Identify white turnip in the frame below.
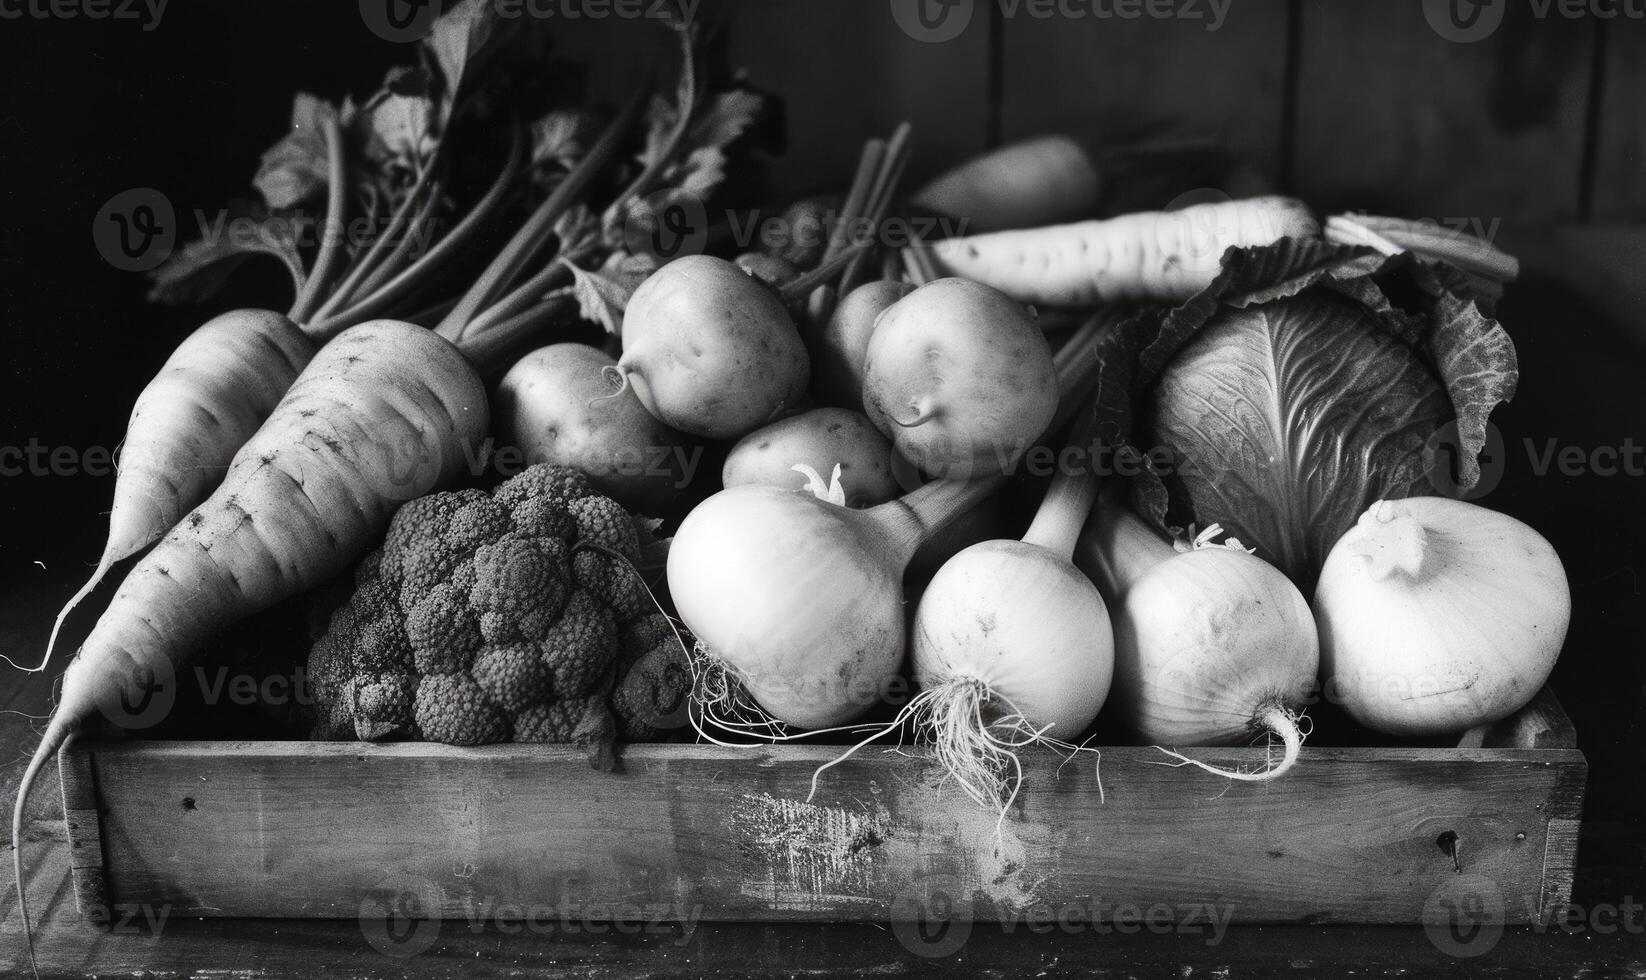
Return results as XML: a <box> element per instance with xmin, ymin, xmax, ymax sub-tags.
<box><xmin>1314</xmin><ymin>497</ymin><xmax>1569</xmax><ymax>736</ymax></box>
<box><xmin>1079</xmin><ymin>494</ymin><xmax>1317</xmax><ymax>779</ymax></box>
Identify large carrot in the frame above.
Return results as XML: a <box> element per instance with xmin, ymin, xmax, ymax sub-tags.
<box><xmin>920</xmin><ymin>195</ymin><xmax>1318</xmax><ymax>306</ymax></box>
<box><xmin>20</xmin><ymin>310</ymin><xmax>316</xmax><ymax>673</ymax></box>
<box><xmin>12</xmin><ymin>319</ymin><xmax>488</xmax><ymax>974</ymax></box>
<box><xmin>30</xmin><ymin>92</ymin><xmax>609</xmax><ymax>676</ymax></box>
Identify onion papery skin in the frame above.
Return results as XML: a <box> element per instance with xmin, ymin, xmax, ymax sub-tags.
<box><xmin>1314</xmin><ymin>496</ymin><xmax>1570</xmax><ymax>736</ymax></box>
<box><xmin>911</xmin><ymin>540</ymin><xmax>1114</xmax><ymax>738</ymax></box>
<box><xmin>1115</xmin><ymin>547</ymin><xmax>1319</xmax><ymax>744</ymax></box>
<box><xmin>667</xmin><ymin>485</ymin><xmax>906</xmax><ymax>729</ymax></box>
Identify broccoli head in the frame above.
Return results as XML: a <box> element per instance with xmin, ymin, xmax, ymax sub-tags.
<box><xmin>307</xmin><ymin>464</ymin><xmax>681</xmax><ymax>768</ymax></box>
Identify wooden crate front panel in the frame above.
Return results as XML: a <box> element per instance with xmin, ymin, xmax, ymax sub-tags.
<box><xmin>72</xmin><ymin>740</ymin><xmax>1583</xmax><ymax>925</ymax></box>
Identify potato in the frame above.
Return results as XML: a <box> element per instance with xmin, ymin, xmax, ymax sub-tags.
<box><xmin>618</xmin><ymin>255</ymin><xmax>810</xmax><ymax>440</ymax></box>
<box><xmin>815</xmin><ymin>279</ymin><xmax>915</xmax><ymax>412</ymax></box>
<box><xmin>862</xmin><ymin>278</ymin><xmax>1056</xmax><ymax>479</ymax></box>
<box><xmin>722</xmin><ymin>408</ymin><xmax>900</xmax><ymax>508</ymax></box>
<box><xmin>498</xmin><ymin>343</ymin><xmax>693</xmax><ymax>511</ymax></box>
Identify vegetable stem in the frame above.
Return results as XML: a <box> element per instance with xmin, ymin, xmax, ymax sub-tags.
<box><xmin>288</xmin><ymin>116</ymin><xmax>349</xmax><ymax>324</ymax></box>
<box><xmin>463</xmin><ymin>256</ymin><xmax>575</xmax><ymax>340</ymax></box>
<box><xmin>1081</xmin><ymin>490</ymin><xmax>1178</xmax><ymax>602</ymax></box>
<box><xmin>454</xmin><ymin>292</ymin><xmax>579</xmax><ymax>380</ymax></box>
<box><xmin>348</xmin><ymin>180</ymin><xmax>448</xmax><ymax>296</ymax></box>
<box><xmin>808</xmin><ymin>138</ymin><xmax>886</xmax><ymax>321</ymax></box>
<box><xmin>312</xmin><ymin>131</ymin><xmax>526</xmax><ymax>339</ymax></box>
<box><xmin>872</xmin><ymin>476</ymin><xmax>1007</xmax><ymax>567</ymax></box>
<box><xmin>1020</xmin><ymin>414</ymin><xmax>1102</xmax><ymax>560</ymax></box>
<box><xmin>439</xmin><ymin>93</ymin><xmax>644</xmax><ymax>342</ymax></box>
<box><xmin>841</xmin><ymin>122</ymin><xmax>912</xmax><ymax>293</ymax></box>
<box><xmin>775</xmin><ymin>242</ymin><xmax>873</xmax><ymax>305</ymax></box>
<box><xmin>311</xmin><ymin>160</ymin><xmax>441</xmax><ymax>322</ymax></box>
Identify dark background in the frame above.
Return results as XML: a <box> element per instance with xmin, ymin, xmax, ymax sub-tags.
<box><xmin>0</xmin><ymin>0</ymin><xmax>1642</xmax><ymax>918</ymax></box>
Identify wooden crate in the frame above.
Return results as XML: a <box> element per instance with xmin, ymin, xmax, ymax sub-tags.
<box><xmin>58</xmin><ymin>689</ymin><xmax>1584</xmax><ymax>927</ymax></box>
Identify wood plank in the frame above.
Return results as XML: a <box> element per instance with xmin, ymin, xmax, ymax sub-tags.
<box><xmin>72</xmin><ymin>738</ymin><xmax>1582</xmax><ymax>925</ymax></box>
<box><xmin>6</xmin><ymin>828</ymin><xmax>1636</xmax><ymax>980</ymax></box>
<box><xmin>998</xmin><ymin>0</ymin><xmax>1292</xmax><ymax>195</ymax></box>
<box><xmin>56</xmin><ymin>736</ymin><xmax>109</xmax><ymax>928</ymax></box>
<box><xmin>1589</xmin><ymin>19</ymin><xmax>1646</xmax><ymax>219</ymax></box>
<box><xmin>721</xmin><ymin>0</ymin><xmax>993</xmax><ymax>199</ymax></box>
<box><xmin>1292</xmin><ymin>0</ymin><xmax>1594</xmax><ymax>224</ymax></box>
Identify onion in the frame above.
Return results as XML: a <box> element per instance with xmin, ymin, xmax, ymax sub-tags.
<box><xmin>1079</xmin><ymin>493</ymin><xmax>1318</xmax><ymax>780</ymax></box>
<box><xmin>846</xmin><ymin>404</ymin><xmax>1114</xmax><ymax>814</ymax></box>
<box><xmin>1314</xmin><ymin>496</ymin><xmax>1570</xmax><ymax>736</ymax></box>
<box><xmin>669</xmin><ymin>475</ymin><xmax>996</xmax><ymax>730</ymax></box>
<box><xmin>672</xmin><ymin>315</ymin><xmax>1110</xmax><ymax>736</ymax></box>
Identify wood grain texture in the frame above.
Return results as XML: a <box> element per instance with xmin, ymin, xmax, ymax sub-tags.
<box><xmin>721</xmin><ymin>0</ymin><xmax>992</xmax><ymax>199</ymax></box>
<box><xmin>541</xmin><ymin>0</ymin><xmax>992</xmax><ymax>203</ymax></box>
<box><xmin>66</xmin><ymin>731</ymin><xmax>1584</xmax><ymax>926</ymax></box>
<box><xmin>999</xmin><ymin>0</ymin><xmax>1291</xmax><ymax>190</ymax></box>
<box><xmin>1589</xmin><ymin>19</ymin><xmax>1646</xmax><ymax>219</ymax></box>
<box><xmin>5</xmin><ymin>833</ymin><xmax>1634</xmax><ymax>980</ymax></box>
<box><xmin>1292</xmin><ymin>0</ymin><xmax>1595</xmax><ymax>225</ymax></box>
<box><xmin>56</xmin><ymin>736</ymin><xmax>109</xmax><ymax>927</ymax></box>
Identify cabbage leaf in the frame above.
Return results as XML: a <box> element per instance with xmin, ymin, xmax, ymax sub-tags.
<box><xmin>1092</xmin><ymin>236</ymin><xmax>1519</xmax><ymax>587</ymax></box>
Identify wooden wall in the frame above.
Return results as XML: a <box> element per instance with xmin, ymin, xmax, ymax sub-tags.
<box><xmin>563</xmin><ymin>0</ymin><xmax>1644</xmax><ymax>229</ymax></box>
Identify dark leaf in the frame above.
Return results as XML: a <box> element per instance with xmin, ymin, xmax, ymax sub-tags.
<box><xmin>253</xmin><ymin>93</ymin><xmax>340</xmax><ymax>211</ymax></box>
<box><xmin>147</xmin><ymin>211</ymin><xmax>305</xmax><ymax>306</ymax></box>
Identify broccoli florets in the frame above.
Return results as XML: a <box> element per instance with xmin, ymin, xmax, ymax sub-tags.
<box><xmin>307</xmin><ymin>464</ymin><xmax>678</xmax><ymax>768</ymax></box>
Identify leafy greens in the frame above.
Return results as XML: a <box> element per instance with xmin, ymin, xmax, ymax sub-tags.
<box><xmin>1092</xmin><ymin>235</ymin><xmax>1520</xmax><ymax>587</ymax></box>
